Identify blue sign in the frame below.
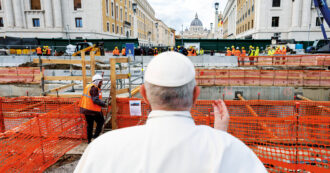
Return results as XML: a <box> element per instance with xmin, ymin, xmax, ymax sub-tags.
<box><xmin>126</xmin><ymin>43</ymin><xmax>135</xmax><ymax>60</ymax></box>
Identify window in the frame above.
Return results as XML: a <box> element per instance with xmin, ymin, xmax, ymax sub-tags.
<box><xmin>125</xmin><ymin>12</ymin><xmax>127</xmax><ymax>21</ymax></box>
<box><xmin>30</xmin><ymin>0</ymin><xmax>41</xmax><ymax>10</ymax></box>
<box><xmin>32</xmin><ymin>18</ymin><xmax>40</xmax><ymax>27</ymax></box>
<box><xmin>251</xmin><ymin>20</ymin><xmax>254</xmax><ymax>28</ymax></box>
<box><xmin>116</xmin><ymin>6</ymin><xmax>118</xmax><ymax>19</ymax></box>
<box><xmin>74</xmin><ymin>0</ymin><xmax>82</xmax><ymax>10</ymax></box>
<box><xmin>248</xmin><ymin>22</ymin><xmax>250</xmax><ymax>30</ymax></box>
<box><xmin>112</xmin><ymin>24</ymin><xmax>115</xmax><ymax>32</ymax></box>
<box><xmin>272</xmin><ymin>17</ymin><xmax>279</xmax><ymax>27</ymax></box>
<box><xmin>121</xmin><ymin>27</ymin><xmax>123</xmax><ymax>34</ymax></box>
<box><xmin>272</xmin><ymin>0</ymin><xmax>280</xmax><ymax>7</ymax></box>
<box><xmin>116</xmin><ymin>25</ymin><xmax>118</xmax><ymax>33</ymax></box>
<box><xmin>120</xmin><ymin>8</ymin><xmax>122</xmax><ymax>21</ymax></box>
<box><xmin>107</xmin><ymin>22</ymin><xmax>110</xmax><ymax>32</ymax></box>
<box><xmin>106</xmin><ymin>0</ymin><xmax>109</xmax><ymax>15</ymax></box>
<box><xmin>75</xmin><ymin>18</ymin><xmax>83</xmax><ymax>28</ymax></box>
<box><xmin>316</xmin><ymin>17</ymin><xmax>324</xmax><ymax>26</ymax></box>
<box><xmin>0</xmin><ymin>18</ymin><xmax>3</xmax><ymax>27</ymax></box>
<box><xmin>111</xmin><ymin>2</ymin><xmax>114</xmax><ymax>17</ymax></box>
<box><xmin>0</xmin><ymin>1</ymin><xmax>2</xmax><ymax>10</ymax></box>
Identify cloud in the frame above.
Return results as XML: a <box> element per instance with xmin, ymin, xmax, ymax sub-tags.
<box><xmin>148</xmin><ymin>0</ymin><xmax>228</xmax><ymax>34</ymax></box>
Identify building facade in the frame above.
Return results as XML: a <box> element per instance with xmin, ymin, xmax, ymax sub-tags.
<box><xmin>181</xmin><ymin>13</ymin><xmax>213</xmax><ymax>39</ymax></box>
<box><xmin>223</xmin><ymin>0</ymin><xmax>237</xmax><ymax>39</ymax></box>
<box><xmin>0</xmin><ymin>0</ymin><xmax>175</xmax><ymax>46</ymax></box>
<box><xmin>223</xmin><ymin>0</ymin><xmax>330</xmax><ymax>41</ymax></box>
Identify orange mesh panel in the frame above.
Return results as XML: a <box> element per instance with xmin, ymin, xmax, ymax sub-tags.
<box><xmin>0</xmin><ymin>97</ymin><xmax>85</xmax><ymax>172</ymax></box>
<box><xmin>115</xmin><ymin>98</ymin><xmax>330</xmax><ymax>173</ymax></box>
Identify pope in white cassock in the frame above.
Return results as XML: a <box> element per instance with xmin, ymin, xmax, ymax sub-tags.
<box><xmin>74</xmin><ymin>52</ymin><xmax>267</xmax><ymax>173</ymax></box>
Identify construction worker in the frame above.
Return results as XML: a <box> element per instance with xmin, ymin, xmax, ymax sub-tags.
<box><xmin>234</xmin><ymin>47</ymin><xmax>241</xmax><ymax>57</ymax></box>
<box><xmin>113</xmin><ymin>47</ymin><xmax>120</xmax><ymax>56</ymax></box>
<box><xmin>240</xmin><ymin>47</ymin><xmax>246</xmax><ymax>66</ymax></box>
<box><xmin>121</xmin><ymin>47</ymin><xmax>126</xmax><ymax>56</ymax></box>
<box><xmin>192</xmin><ymin>47</ymin><xmax>197</xmax><ymax>56</ymax></box>
<box><xmin>267</xmin><ymin>47</ymin><xmax>273</xmax><ymax>56</ymax></box>
<box><xmin>231</xmin><ymin>46</ymin><xmax>235</xmax><ymax>55</ymax></box>
<box><xmin>200</xmin><ymin>48</ymin><xmax>204</xmax><ymax>55</ymax></box>
<box><xmin>249</xmin><ymin>47</ymin><xmax>255</xmax><ymax>65</ymax></box>
<box><xmin>281</xmin><ymin>46</ymin><xmax>287</xmax><ymax>65</ymax></box>
<box><xmin>47</xmin><ymin>47</ymin><xmax>51</xmax><ymax>56</ymax></box>
<box><xmin>74</xmin><ymin>52</ymin><xmax>267</xmax><ymax>172</ymax></box>
<box><xmin>154</xmin><ymin>48</ymin><xmax>159</xmax><ymax>56</ymax></box>
<box><xmin>36</xmin><ymin>46</ymin><xmax>42</xmax><ymax>56</ymax></box>
<box><xmin>255</xmin><ymin>47</ymin><xmax>260</xmax><ymax>57</ymax></box>
<box><xmin>187</xmin><ymin>47</ymin><xmax>193</xmax><ymax>56</ymax></box>
<box><xmin>79</xmin><ymin>74</ymin><xmax>106</xmax><ymax>144</ymax></box>
<box><xmin>226</xmin><ymin>48</ymin><xmax>232</xmax><ymax>56</ymax></box>
<box><xmin>274</xmin><ymin>47</ymin><xmax>281</xmax><ymax>65</ymax></box>
<box><xmin>42</xmin><ymin>46</ymin><xmax>47</xmax><ymax>55</ymax></box>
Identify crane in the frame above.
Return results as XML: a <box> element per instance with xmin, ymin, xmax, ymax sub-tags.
<box><xmin>306</xmin><ymin>0</ymin><xmax>330</xmax><ymax>53</ymax></box>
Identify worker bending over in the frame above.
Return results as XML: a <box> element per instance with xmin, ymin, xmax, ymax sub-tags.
<box><xmin>113</xmin><ymin>47</ymin><xmax>120</xmax><ymax>56</ymax></box>
<box><xmin>74</xmin><ymin>52</ymin><xmax>267</xmax><ymax>173</ymax></box>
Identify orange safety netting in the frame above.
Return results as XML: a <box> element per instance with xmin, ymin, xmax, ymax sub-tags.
<box><xmin>238</xmin><ymin>54</ymin><xmax>330</xmax><ymax>67</ymax></box>
<box><xmin>0</xmin><ymin>67</ymin><xmax>41</xmax><ymax>84</ymax></box>
<box><xmin>116</xmin><ymin>98</ymin><xmax>330</xmax><ymax>173</ymax></box>
<box><xmin>196</xmin><ymin>69</ymin><xmax>330</xmax><ymax>87</ymax></box>
<box><xmin>0</xmin><ymin>97</ymin><xmax>329</xmax><ymax>172</ymax></box>
<box><xmin>0</xmin><ymin>97</ymin><xmax>85</xmax><ymax>172</ymax></box>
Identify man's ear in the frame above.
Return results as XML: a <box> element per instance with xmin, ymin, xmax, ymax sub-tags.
<box><xmin>140</xmin><ymin>85</ymin><xmax>150</xmax><ymax>105</ymax></box>
<box><xmin>193</xmin><ymin>86</ymin><xmax>200</xmax><ymax>105</ymax></box>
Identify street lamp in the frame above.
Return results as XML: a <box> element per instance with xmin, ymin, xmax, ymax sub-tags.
<box><xmin>132</xmin><ymin>3</ymin><xmax>137</xmax><ymax>14</ymax></box>
<box><xmin>215</xmin><ymin>2</ymin><xmax>219</xmax><ymax>13</ymax></box>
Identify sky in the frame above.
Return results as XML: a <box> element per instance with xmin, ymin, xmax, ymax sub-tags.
<box><xmin>148</xmin><ymin>0</ymin><xmax>228</xmax><ymax>34</ymax></box>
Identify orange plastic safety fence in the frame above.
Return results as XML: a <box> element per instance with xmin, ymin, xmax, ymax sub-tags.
<box><xmin>238</xmin><ymin>54</ymin><xmax>330</xmax><ymax>67</ymax></box>
<box><xmin>196</xmin><ymin>69</ymin><xmax>330</xmax><ymax>87</ymax></box>
<box><xmin>115</xmin><ymin>98</ymin><xmax>330</xmax><ymax>173</ymax></box>
<box><xmin>0</xmin><ymin>97</ymin><xmax>85</xmax><ymax>173</ymax></box>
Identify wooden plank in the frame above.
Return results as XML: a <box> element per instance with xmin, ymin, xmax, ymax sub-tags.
<box><xmin>44</xmin><ymin>76</ymin><xmax>92</xmax><ymax>81</ymax></box>
<box><xmin>33</xmin><ymin>59</ymin><xmax>94</xmax><ymax>65</ymax></box>
<box><xmin>114</xmin><ymin>58</ymin><xmax>130</xmax><ymax>63</ymax></box>
<box><xmin>15</xmin><ymin>102</ymin><xmax>43</xmax><ymax>113</ymax></box>
<box><xmin>110</xmin><ymin>58</ymin><xmax>117</xmax><ymax>130</ymax></box>
<box><xmin>90</xmin><ymin>51</ymin><xmax>96</xmax><ymax>77</ymax></box>
<box><xmin>44</xmin><ymin>83</ymin><xmax>76</xmax><ymax>95</ymax></box>
<box><xmin>116</xmin><ymin>88</ymin><xmax>129</xmax><ymax>95</ymax></box>
<box><xmin>81</xmin><ymin>51</ymin><xmax>87</xmax><ymax>89</ymax></box>
<box><xmin>131</xmin><ymin>86</ymin><xmax>141</xmax><ymax>96</ymax></box>
<box><xmin>116</xmin><ymin>74</ymin><xmax>130</xmax><ymax>79</ymax></box>
<box><xmin>47</xmin><ymin>94</ymin><xmax>82</xmax><ymax>98</ymax></box>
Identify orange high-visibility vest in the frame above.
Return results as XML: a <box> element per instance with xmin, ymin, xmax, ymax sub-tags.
<box><xmin>121</xmin><ymin>48</ymin><xmax>126</xmax><ymax>56</ymax></box>
<box><xmin>187</xmin><ymin>50</ymin><xmax>193</xmax><ymax>56</ymax></box>
<box><xmin>47</xmin><ymin>48</ymin><xmax>51</xmax><ymax>55</ymax></box>
<box><xmin>226</xmin><ymin>50</ymin><xmax>232</xmax><ymax>56</ymax></box>
<box><xmin>113</xmin><ymin>49</ymin><xmax>119</xmax><ymax>55</ymax></box>
<box><xmin>79</xmin><ymin>83</ymin><xmax>102</xmax><ymax>112</ymax></box>
<box><xmin>36</xmin><ymin>47</ymin><xmax>42</xmax><ymax>55</ymax></box>
<box><xmin>234</xmin><ymin>50</ymin><xmax>241</xmax><ymax>57</ymax></box>
<box><xmin>241</xmin><ymin>50</ymin><xmax>246</xmax><ymax>57</ymax></box>
<box><xmin>192</xmin><ymin>49</ymin><xmax>197</xmax><ymax>56</ymax></box>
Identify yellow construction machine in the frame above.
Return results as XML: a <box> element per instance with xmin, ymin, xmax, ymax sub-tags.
<box><xmin>72</xmin><ymin>42</ymin><xmax>105</xmax><ymax>56</ymax></box>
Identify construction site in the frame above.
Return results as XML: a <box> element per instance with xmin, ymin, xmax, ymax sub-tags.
<box><xmin>0</xmin><ymin>49</ymin><xmax>329</xmax><ymax>172</ymax></box>
<box><xmin>0</xmin><ymin>0</ymin><xmax>330</xmax><ymax>172</ymax></box>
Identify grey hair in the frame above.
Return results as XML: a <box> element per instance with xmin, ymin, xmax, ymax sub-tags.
<box><xmin>145</xmin><ymin>80</ymin><xmax>196</xmax><ymax>109</ymax></box>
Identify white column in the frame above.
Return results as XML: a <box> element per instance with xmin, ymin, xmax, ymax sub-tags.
<box><xmin>301</xmin><ymin>0</ymin><xmax>311</xmax><ymax>28</ymax></box>
<box><xmin>13</xmin><ymin>0</ymin><xmax>24</xmax><ymax>28</ymax></box>
<box><xmin>44</xmin><ymin>0</ymin><xmax>53</xmax><ymax>28</ymax></box>
<box><xmin>53</xmin><ymin>0</ymin><xmax>63</xmax><ymax>28</ymax></box>
<box><xmin>292</xmin><ymin>0</ymin><xmax>302</xmax><ymax>28</ymax></box>
<box><xmin>4</xmin><ymin>0</ymin><xmax>14</xmax><ymax>27</ymax></box>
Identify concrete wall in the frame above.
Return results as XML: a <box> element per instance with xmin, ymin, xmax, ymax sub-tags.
<box><xmin>0</xmin><ymin>84</ymin><xmax>41</xmax><ymax>97</ymax></box>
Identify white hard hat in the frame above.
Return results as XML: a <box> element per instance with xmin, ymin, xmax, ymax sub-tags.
<box><xmin>92</xmin><ymin>74</ymin><xmax>103</xmax><ymax>82</ymax></box>
<box><xmin>145</xmin><ymin>52</ymin><xmax>195</xmax><ymax>87</ymax></box>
